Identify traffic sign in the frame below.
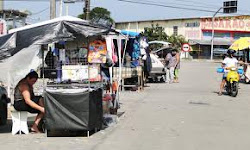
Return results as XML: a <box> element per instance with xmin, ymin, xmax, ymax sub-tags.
<box><xmin>182</xmin><ymin>43</ymin><xmax>190</xmax><ymax>52</ymax></box>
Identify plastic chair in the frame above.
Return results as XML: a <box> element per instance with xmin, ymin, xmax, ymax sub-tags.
<box><xmin>11</xmin><ymin>108</ymin><xmax>29</xmax><ymax>135</ymax></box>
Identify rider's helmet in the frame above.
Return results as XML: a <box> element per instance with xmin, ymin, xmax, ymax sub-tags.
<box><xmin>227</xmin><ymin>49</ymin><xmax>236</xmax><ymax>56</ymax></box>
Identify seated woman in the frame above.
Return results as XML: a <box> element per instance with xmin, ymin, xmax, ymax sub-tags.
<box><xmin>13</xmin><ymin>71</ymin><xmax>44</xmax><ymax>133</ymax></box>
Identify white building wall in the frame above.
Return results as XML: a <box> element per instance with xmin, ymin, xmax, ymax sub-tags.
<box><xmin>115</xmin><ymin>18</ymin><xmax>202</xmax><ymax>41</ymax></box>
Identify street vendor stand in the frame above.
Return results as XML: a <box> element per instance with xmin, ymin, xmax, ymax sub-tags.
<box><xmin>111</xmin><ymin>30</ymin><xmax>149</xmax><ymax>91</ymax></box>
<box><xmin>41</xmin><ymin>38</ymin><xmax>105</xmax><ymax>136</ymax></box>
<box><xmin>0</xmin><ymin>16</ymin><xmax>125</xmax><ymax>136</ymax></box>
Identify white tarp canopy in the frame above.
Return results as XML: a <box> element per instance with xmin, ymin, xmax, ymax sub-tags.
<box><xmin>0</xmin><ymin>16</ymin><xmax>117</xmax><ymax>94</ymax></box>
<box><xmin>0</xmin><ymin>45</ymin><xmax>41</xmax><ymax>95</ymax></box>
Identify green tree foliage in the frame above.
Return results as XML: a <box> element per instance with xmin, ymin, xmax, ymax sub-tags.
<box><xmin>23</xmin><ymin>10</ymin><xmax>32</xmax><ymax>16</ymax></box>
<box><xmin>168</xmin><ymin>34</ymin><xmax>187</xmax><ymax>51</ymax></box>
<box><xmin>141</xmin><ymin>24</ymin><xmax>187</xmax><ymax>51</ymax></box>
<box><xmin>78</xmin><ymin>7</ymin><xmax>114</xmax><ymax>27</ymax></box>
<box><xmin>78</xmin><ymin>14</ymin><xmax>85</xmax><ymax>20</ymax></box>
<box><xmin>141</xmin><ymin>24</ymin><xmax>168</xmax><ymax>42</ymax></box>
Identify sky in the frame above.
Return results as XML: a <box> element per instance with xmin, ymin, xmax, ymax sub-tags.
<box><xmin>2</xmin><ymin>0</ymin><xmax>250</xmax><ymax>23</ymax></box>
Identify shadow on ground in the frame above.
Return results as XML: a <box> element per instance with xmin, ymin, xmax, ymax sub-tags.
<box><xmin>0</xmin><ymin>112</ymin><xmax>126</xmax><ymax>137</ymax></box>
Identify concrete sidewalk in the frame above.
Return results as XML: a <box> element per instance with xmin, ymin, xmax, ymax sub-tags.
<box><xmin>0</xmin><ymin>89</ymin><xmax>147</xmax><ymax>150</ymax></box>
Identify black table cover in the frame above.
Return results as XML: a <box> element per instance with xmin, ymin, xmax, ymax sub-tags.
<box><xmin>44</xmin><ymin>88</ymin><xmax>103</xmax><ymax>134</ymax></box>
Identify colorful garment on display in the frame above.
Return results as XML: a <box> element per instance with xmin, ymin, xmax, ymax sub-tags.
<box><xmin>132</xmin><ymin>39</ymin><xmax>140</xmax><ymax>60</ymax></box>
<box><xmin>131</xmin><ymin>59</ymin><xmax>140</xmax><ymax>68</ymax></box>
<box><xmin>126</xmin><ymin>39</ymin><xmax>134</xmax><ymax>57</ymax></box>
<box><xmin>88</xmin><ymin>40</ymin><xmax>107</xmax><ymax>63</ymax></box>
<box><xmin>106</xmin><ymin>37</ymin><xmax>118</xmax><ymax>64</ymax></box>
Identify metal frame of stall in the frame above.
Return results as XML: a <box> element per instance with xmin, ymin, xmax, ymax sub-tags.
<box><xmin>40</xmin><ymin>34</ymin><xmax>127</xmax><ymax>136</ymax></box>
<box><xmin>118</xmin><ymin>31</ymin><xmax>144</xmax><ymax>92</ymax></box>
<box><xmin>40</xmin><ymin>39</ymin><xmax>105</xmax><ymax>137</ymax></box>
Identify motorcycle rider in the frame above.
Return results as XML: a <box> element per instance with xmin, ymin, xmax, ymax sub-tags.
<box><xmin>218</xmin><ymin>49</ymin><xmax>238</xmax><ymax>96</ymax></box>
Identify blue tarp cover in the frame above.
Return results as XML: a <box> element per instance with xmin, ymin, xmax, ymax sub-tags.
<box><xmin>121</xmin><ymin>30</ymin><xmax>140</xmax><ymax>37</ymax></box>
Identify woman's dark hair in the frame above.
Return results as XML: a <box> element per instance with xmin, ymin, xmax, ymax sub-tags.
<box><xmin>25</xmin><ymin>71</ymin><xmax>39</xmax><ymax>79</ymax></box>
<box><xmin>171</xmin><ymin>49</ymin><xmax>178</xmax><ymax>52</ymax></box>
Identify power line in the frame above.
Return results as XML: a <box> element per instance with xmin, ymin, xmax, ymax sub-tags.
<box><xmin>172</xmin><ymin>0</ymin><xmax>250</xmax><ymax>14</ymax></box>
<box><xmin>171</xmin><ymin>0</ymin><xmax>222</xmax><ymax>8</ymax></box>
<box><xmin>32</xmin><ymin>7</ymin><xmax>49</xmax><ymax>15</ymax></box>
<box><xmin>117</xmin><ymin>0</ymin><xmax>224</xmax><ymax>14</ymax></box>
<box><xmin>143</xmin><ymin>0</ymin><xmax>250</xmax><ymax>15</ymax></box>
<box><xmin>117</xmin><ymin>0</ymin><xmax>249</xmax><ymax>16</ymax></box>
<box><xmin>135</xmin><ymin>0</ymin><xmax>220</xmax><ymax>9</ymax></box>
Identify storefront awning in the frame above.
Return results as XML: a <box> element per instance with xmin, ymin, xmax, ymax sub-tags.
<box><xmin>189</xmin><ymin>39</ymin><xmax>234</xmax><ymax>46</ymax></box>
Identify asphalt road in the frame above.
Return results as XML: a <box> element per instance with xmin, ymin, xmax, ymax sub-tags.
<box><xmin>1</xmin><ymin>61</ymin><xmax>250</xmax><ymax>150</ymax></box>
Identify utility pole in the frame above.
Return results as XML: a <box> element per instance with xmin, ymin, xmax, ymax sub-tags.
<box><xmin>210</xmin><ymin>0</ymin><xmax>237</xmax><ymax>60</ymax></box>
<box><xmin>84</xmin><ymin>0</ymin><xmax>90</xmax><ymax>20</ymax></box>
<box><xmin>210</xmin><ymin>7</ymin><xmax>223</xmax><ymax>61</ymax></box>
<box><xmin>0</xmin><ymin>0</ymin><xmax>4</xmax><ymax>11</ymax></box>
<box><xmin>50</xmin><ymin>0</ymin><xmax>56</xmax><ymax>19</ymax></box>
<box><xmin>59</xmin><ymin>0</ymin><xmax>63</xmax><ymax>17</ymax></box>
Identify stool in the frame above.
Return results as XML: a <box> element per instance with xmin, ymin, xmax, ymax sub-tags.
<box><xmin>11</xmin><ymin>108</ymin><xmax>29</xmax><ymax>135</ymax></box>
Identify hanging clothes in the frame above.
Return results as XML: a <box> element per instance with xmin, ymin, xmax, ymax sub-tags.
<box><xmin>132</xmin><ymin>39</ymin><xmax>140</xmax><ymax>60</ymax></box>
<box><xmin>139</xmin><ymin>37</ymin><xmax>149</xmax><ymax>60</ymax></box>
<box><xmin>105</xmin><ymin>37</ymin><xmax>116</xmax><ymax>68</ymax></box>
<box><xmin>112</xmin><ymin>39</ymin><xmax>118</xmax><ymax>63</ymax></box>
<box><xmin>144</xmin><ymin>47</ymin><xmax>152</xmax><ymax>77</ymax></box>
<box><xmin>106</xmin><ymin>37</ymin><xmax>113</xmax><ymax>63</ymax></box>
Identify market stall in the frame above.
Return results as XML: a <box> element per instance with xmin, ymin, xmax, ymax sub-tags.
<box><xmin>112</xmin><ymin>30</ymin><xmax>151</xmax><ymax>91</ymax></box>
<box><xmin>0</xmin><ymin>16</ymin><xmax>125</xmax><ymax>136</ymax></box>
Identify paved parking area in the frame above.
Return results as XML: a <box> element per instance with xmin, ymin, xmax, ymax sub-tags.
<box><xmin>1</xmin><ymin>61</ymin><xmax>250</xmax><ymax>150</ymax></box>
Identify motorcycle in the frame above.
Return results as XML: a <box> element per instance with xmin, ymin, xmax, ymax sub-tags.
<box><xmin>225</xmin><ymin>67</ymin><xmax>239</xmax><ymax>97</ymax></box>
<box><xmin>217</xmin><ymin>67</ymin><xmax>243</xmax><ymax>97</ymax></box>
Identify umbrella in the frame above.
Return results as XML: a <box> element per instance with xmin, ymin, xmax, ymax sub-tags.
<box><xmin>229</xmin><ymin>37</ymin><xmax>250</xmax><ymax>51</ymax></box>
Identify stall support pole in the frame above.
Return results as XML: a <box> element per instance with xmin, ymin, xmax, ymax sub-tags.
<box><xmin>108</xmin><ymin>37</ymin><xmax>113</xmax><ymax>93</ymax></box>
<box><xmin>121</xmin><ymin>36</ymin><xmax>128</xmax><ymax>68</ymax></box>
<box><xmin>87</xmin><ymin>39</ymin><xmax>91</xmax><ymax>90</ymax></box>
<box><xmin>138</xmin><ymin>74</ymin><xmax>140</xmax><ymax>91</ymax></box>
<box><xmin>115</xmin><ymin>38</ymin><xmax>122</xmax><ymax>109</ymax></box>
<box><xmin>142</xmin><ymin>70</ymin><xmax>144</xmax><ymax>90</ymax></box>
<box><xmin>109</xmin><ymin>67</ymin><xmax>113</xmax><ymax>93</ymax></box>
<box><xmin>42</xmin><ymin>45</ymin><xmax>45</xmax><ymax>91</ymax></box>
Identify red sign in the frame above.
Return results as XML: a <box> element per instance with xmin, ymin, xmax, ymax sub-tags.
<box><xmin>0</xmin><ymin>19</ymin><xmax>6</xmax><ymax>36</ymax></box>
<box><xmin>201</xmin><ymin>16</ymin><xmax>250</xmax><ymax>31</ymax></box>
<box><xmin>182</xmin><ymin>43</ymin><xmax>190</xmax><ymax>52</ymax></box>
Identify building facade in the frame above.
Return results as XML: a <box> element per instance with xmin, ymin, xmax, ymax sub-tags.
<box><xmin>115</xmin><ymin>15</ymin><xmax>250</xmax><ymax>59</ymax></box>
<box><xmin>0</xmin><ymin>10</ymin><xmax>28</xmax><ymax>36</ymax></box>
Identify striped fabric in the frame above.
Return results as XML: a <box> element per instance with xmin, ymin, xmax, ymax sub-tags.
<box><xmin>113</xmin><ymin>66</ymin><xmax>142</xmax><ymax>79</ymax></box>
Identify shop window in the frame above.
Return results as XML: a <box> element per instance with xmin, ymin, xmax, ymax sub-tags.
<box><xmin>202</xmin><ymin>31</ymin><xmax>230</xmax><ymax>39</ymax></box>
<box><xmin>215</xmin><ymin>32</ymin><xmax>230</xmax><ymax>38</ymax></box>
<box><xmin>233</xmin><ymin>33</ymin><xmax>250</xmax><ymax>40</ymax></box>
<box><xmin>173</xmin><ymin>26</ymin><xmax>178</xmax><ymax>36</ymax></box>
<box><xmin>185</xmin><ymin>22</ymin><xmax>200</xmax><ymax>27</ymax></box>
